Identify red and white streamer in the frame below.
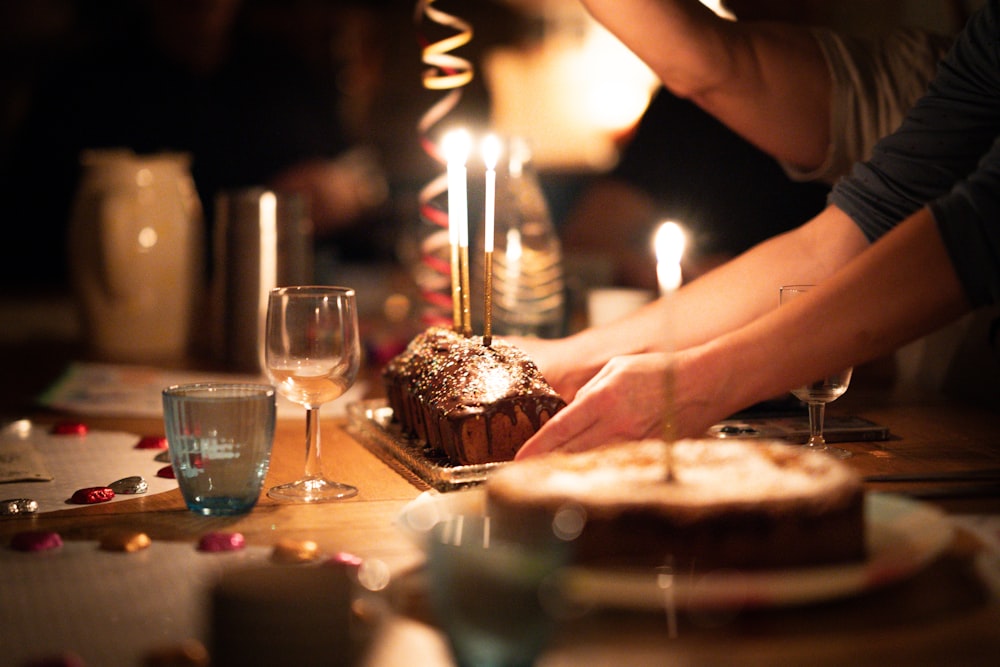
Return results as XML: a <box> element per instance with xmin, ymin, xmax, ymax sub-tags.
<box><xmin>414</xmin><ymin>0</ymin><xmax>474</xmax><ymax>326</ymax></box>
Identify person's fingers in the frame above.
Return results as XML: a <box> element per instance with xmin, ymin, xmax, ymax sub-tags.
<box><xmin>516</xmin><ymin>370</ymin><xmax>639</xmax><ymax>458</ymax></box>
<box><xmin>517</xmin><ymin>355</ymin><xmax>672</xmax><ymax>459</ymax></box>
<box><xmin>515</xmin><ymin>398</ymin><xmax>601</xmax><ymax>459</ymax></box>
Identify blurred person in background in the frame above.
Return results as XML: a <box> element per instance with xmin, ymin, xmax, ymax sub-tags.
<box><xmin>562</xmin><ymin>0</ymin><xmax>959</xmax><ymax>288</ymax></box>
<box><xmin>514</xmin><ymin>0</ymin><xmax>998</xmax><ymax>459</ymax></box>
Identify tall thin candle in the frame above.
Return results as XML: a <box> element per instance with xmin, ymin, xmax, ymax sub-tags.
<box><xmin>482</xmin><ymin>135</ymin><xmax>501</xmax><ymax>346</ymax></box>
<box><xmin>443</xmin><ymin>129</ymin><xmax>471</xmax><ymax>332</ymax></box>
<box><xmin>653</xmin><ymin>221</ymin><xmax>686</xmax><ymax>478</ymax></box>
<box><xmin>460</xmin><ymin>229</ymin><xmax>472</xmax><ymax>337</ymax></box>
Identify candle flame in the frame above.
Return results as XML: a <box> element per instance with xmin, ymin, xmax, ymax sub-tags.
<box><xmin>442</xmin><ymin>128</ymin><xmax>472</xmax><ymax>166</ymax></box>
<box><xmin>482</xmin><ymin>134</ymin><xmax>501</xmax><ymax>170</ymax></box>
<box><xmin>444</xmin><ymin>128</ymin><xmax>471</xmax><ymax>332</ymax></box>
<box><xmin>654</xmin><ymin>221</ymin><xmax>686</xmax><ymax>266</ymax></box>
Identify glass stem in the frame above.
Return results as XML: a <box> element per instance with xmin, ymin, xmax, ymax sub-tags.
<box><xmin>806</xmin><ymin>402</ymin><xmax>826</xmax><ymax>447</ymax></box>
<box><xmin>304</xmin><ymin>406</ymin><xmax>323</xmax><ymax>479</ymax></box>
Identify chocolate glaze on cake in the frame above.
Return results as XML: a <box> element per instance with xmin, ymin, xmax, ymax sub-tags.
<box><xmin>383</xmin><ymin>327</ymin><xmax>565</xmax><ymax>465</ymax></box>
<box><xmin>485</xmin><ymin>439</ymin><xmax>866</xmax><ymax>570</ymax></box>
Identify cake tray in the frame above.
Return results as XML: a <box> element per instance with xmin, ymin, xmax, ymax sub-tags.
<box><xmin>346</xmin><ymin>399</ymin><xmax>504</xmax><ymax>492</ymax></box>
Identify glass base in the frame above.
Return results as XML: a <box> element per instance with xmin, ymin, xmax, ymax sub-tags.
<box><xmin>803</xmin><ymin>441</ymin><xmax>852</xmax><ymax>459</ymax></box>
<box><xmin>187</xmin><ymin>496</ymin><xmax>259</xmax><ymax>516</ymax></box>
<box><xmin>267</xmin><ymin>476</ymin><xmax>358</xmax><ymax>503</ymax></box>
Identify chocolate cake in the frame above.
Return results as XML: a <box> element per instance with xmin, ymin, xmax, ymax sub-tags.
<box><xmin>382</xmin><ymin>327</ymin><xmax>565</xmax><ymax>465</ymax></box>
<box><xmin>485</xmin><ymin>439</ymin><xmax>866</xmax><ymax>570</ymax></box>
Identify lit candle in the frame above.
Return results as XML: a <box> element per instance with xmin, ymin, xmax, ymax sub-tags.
<box><xmin>482</xmin><ymin>135</ymin><xmax>500</xmax><ymax>252</ymax></box>
<box><xmin>482</xmin><ymin>135</ymin><xmax>501</xmax><ymax>346</ymax></box>
<box><xmin>653</xmin><ymin>221</ymin><xmax>686</xmax><ymax>464</ymax></box>
<box><xmin>654</xmin><ymin>221</ymin><xmax>686</xmax><ymax>296</ymax></box>
<box><xmin>443</xmin><ymin>129</ymin><xmax>471</xmax><ymax>332</ymax></box>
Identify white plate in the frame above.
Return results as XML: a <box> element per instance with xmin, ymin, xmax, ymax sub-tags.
<box><xmin>397</xmin><ymin>490</ymin><xmax>954</xmax><ymax>610</ymax></box>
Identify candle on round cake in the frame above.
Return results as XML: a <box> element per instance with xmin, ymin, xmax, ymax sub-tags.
<box><xmin>653</xmin><ymin>221</ymin><xmax>687</xmax><ymax>460</ymax></box>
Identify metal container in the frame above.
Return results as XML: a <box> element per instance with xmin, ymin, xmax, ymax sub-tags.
<box><xmin>211</xmin><ymin>188</ymin><xmax>313</xmax><ymax>373</ymax></box>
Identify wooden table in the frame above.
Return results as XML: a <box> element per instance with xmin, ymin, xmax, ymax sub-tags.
<box><xmin>0</xmin><ymin>415</ymin><xmax>427</xmax><ymax>571</ymax></box>
<box><xmin>3</xmin><ymin>388</ymin><xmax>1000</xmax><ymax>666</ymax></box>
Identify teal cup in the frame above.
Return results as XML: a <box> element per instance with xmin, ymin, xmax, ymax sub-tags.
<box><xmin>163</xmin><ymin>383</ymin><xmax>276</xmax><ymax>516</ymax></box>
<box><xmin>427</xmin><ymin>515</ymin><xmax>571</xmax><ymax>667</ymax></box>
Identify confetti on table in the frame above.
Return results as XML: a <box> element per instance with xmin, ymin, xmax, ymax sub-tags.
<box><xmin>0</xmin><ymin>421</ymin><xmax>177</xmax><ymax>513</ymax></box>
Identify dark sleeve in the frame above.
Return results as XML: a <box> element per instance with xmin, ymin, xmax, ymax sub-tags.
<box><xmin>930</xmin><ymin>135</ymin><xmax>1000</xmax><ymax>306</ymax></box>
<box><xmin>831</xmin><ymin>0</ymin><xmax>1000</xmax><ymax>306</ymax></box>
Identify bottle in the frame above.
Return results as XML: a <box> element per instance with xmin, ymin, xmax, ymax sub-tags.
<box><xmin>488</xmin><ymin>138</ymin><xmax>566</xmax><ymax>338</ymax></box>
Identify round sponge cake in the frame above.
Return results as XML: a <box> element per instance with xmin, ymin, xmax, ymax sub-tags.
<box><xmin>485</xmin><ymin>439</ymin><xmax>865</xmax><ymax>570</ymax></box>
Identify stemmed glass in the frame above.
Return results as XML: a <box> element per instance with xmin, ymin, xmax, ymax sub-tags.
<box><xmin>780</xmin><ymin>285</ymin><xmax>853</xmax><ymax>459</ymax></box>
<box><xmin>264</xmin><ymin>286</ymin><xmax>360</xmax><ymax>502</ymax></box>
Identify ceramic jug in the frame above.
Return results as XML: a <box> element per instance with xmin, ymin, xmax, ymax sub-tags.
<box><xmin>68</xmin><ymin>149</ymin><xmax>204</xmax><ymax>363</ymax></box>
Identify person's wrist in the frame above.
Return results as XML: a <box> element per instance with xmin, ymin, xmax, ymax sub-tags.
<box><xmin>674</xmin><ymin>339</ymin><xmax>743</xmax><ymax>436</ymax></box>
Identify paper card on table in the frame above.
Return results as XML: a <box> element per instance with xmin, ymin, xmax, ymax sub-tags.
<box><xmin>0</xmin><ymin>420</ymin><xmax>177</xmax><ymax>512</ymax></box>
<box><xmin>0</xmin><ymin>438</ymin><xmax>53</xmax><ymax>483</ymax></box>
<box><xmin>37</xmin><ymin>362</ymin><xmax>367</xmax><ymax>419</ymax></box>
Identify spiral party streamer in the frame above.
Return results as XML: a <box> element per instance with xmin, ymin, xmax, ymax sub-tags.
<box><xmin>414</xmin><ymin>0</ymin><xmax>474</xmax><ymax>327</ymax></box>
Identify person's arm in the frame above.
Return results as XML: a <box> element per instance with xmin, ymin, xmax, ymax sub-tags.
<box><xmin>578</xmin><ymin>0</ymin><xmax>831</xmax><ymax>170</ymax></box>
<box><xmin>517</xmin><ymin>205</ymin><xmax>970</xmax><ymax>458</ymax></box>
<box><xmin>518</xmin><ymin>1</ymin><xmax>999</xmax><ymax>458</ymax></box>
<box><xmin>677</xmin><ymin>206</ymin><xmax>970</xmax><ymax>429</ymax></box>
<box><xmin>833</xmin><ymin>0</ymin><xmax>1000</xmax><ymax>304</ymax></box>
<box><xmin>518</xmin><ymin>205</ymin><xmax>869</xmax><ymax>400</ymax></box>
<box><xmin>784</xmin><ymin>27</ymin><xmax>953</xmax><ymax>184</ymax></box>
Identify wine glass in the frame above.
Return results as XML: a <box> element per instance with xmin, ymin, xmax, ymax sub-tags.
<box><xmin>265</xmin><ymin>286</ymin><xmax>360</xmax><ymax>501</ymax></box>
<box><xmin>779</xmin><ymin>285</ymin><xmax>853</xmax><ymax>459</ymax></box>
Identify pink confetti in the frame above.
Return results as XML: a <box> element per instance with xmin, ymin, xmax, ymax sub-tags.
<box><xmin>69</xmin><ymin>486</ymin><xmax>115</xmax><ymax>504</ymax></box>
<box><xmin>51</xmin><ymin>422</ymin><xmax>88</xmax><ymax>436</ymax></box>
<box><xmin>10</xmin><ymin>530</ymin><xmax>64</xmax><ymax>552</ymax></box>
<box><xmin>135</xmin><ymin>435</ymin><xmax>168</xmax><ymax>450</ymax></box>
<box><xmin>325</xmin><ymin>551</ymin><xmax>363</xmax><ymax>570</ymax></box>
<box><xmin>197</xmin><ymin>532</ymin><xmax>246</xmax><ymax>552</ymax></box>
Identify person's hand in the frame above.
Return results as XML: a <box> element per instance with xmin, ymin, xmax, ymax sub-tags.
<box><xmin>503</xmin><ymin>335</ymin><xmax>603</xmax><ymax>402</ymax></box>
<box><xmin>515</xmin><ymin>352</ymin><xmax>675</xmax><ymax>459</ymax></box>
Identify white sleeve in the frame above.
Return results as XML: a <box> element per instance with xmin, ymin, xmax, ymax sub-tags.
<box><xmin>781</xmin><ymin>27</ymin><xmax>953</xmax><ymax>185</ymax></box>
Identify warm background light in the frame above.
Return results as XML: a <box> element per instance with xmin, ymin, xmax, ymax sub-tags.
<box><xmin>484</xmin><ymin>1</ymin><xmax>658</xmax><ymax>171</ymax></box>
<box><xmin>485</xmin><ymin>1</ymin><xmax>735</xmax><ymax>171</ymax></box>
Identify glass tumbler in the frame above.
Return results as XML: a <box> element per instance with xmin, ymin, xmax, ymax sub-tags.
<box><xmin>163</xmin><ymin>383</ymin><xmax>276</xmax><ymax>516</ymax></box>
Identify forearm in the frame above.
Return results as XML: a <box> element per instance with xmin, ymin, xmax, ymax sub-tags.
<box><xmin>684</xmin><ymin>207</ymin><xmax>970</xmax><ymax>425</ymax></box>
<box><xmin>579</xmin><ymin>0</ymin><xmax>724</xmax><ymax>93</ymax></box>
<box><xmin>579</xmin><ymin>0</ymin><xmax>831</xmax><ymax>168</ymax></box>
<box><xmin>531</xmin><ymin>203</ymin><xmax>865</xmax><ymax>401</ymax></box>
<box><xmin>552</xmin><ymin>205</ymin><xmax>867</xmax><ymax>394</ymax></box>
<box><xmin>699</xmin><ymin>22</ymin><xmax>830</xmax><ymax>170</ymax></box>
